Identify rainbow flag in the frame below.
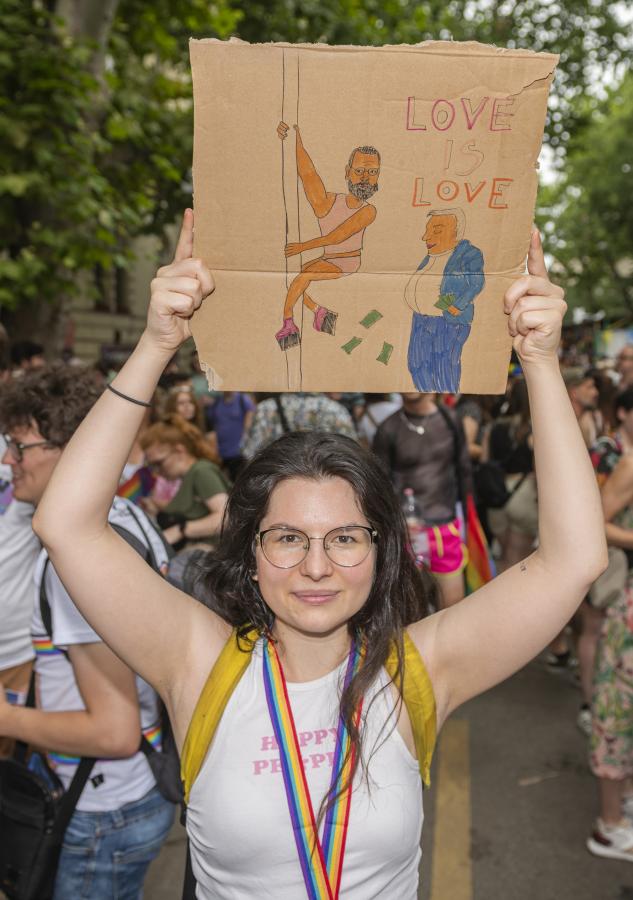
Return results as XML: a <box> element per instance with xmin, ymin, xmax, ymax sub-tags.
<box><xmin>117</xmin><ymin>466</ymin><xmax>155</xmax><ymax>504</ymax></box>
<box><xmin>464</xmin><ymin>493</ymin><xmax>496</xmax><ymax>594</ymax></box>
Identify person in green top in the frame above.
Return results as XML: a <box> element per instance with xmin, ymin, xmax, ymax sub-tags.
<box><xmin>140</xmin><ymin>415</ymin><xmax>229</xmax><ymax>547</ymax></box>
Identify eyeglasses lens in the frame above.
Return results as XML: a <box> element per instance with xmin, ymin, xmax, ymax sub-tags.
<box><xmin>261</xmin><ymin>527</ymin><xmax>372</xmax><ymax>568</ymax></box>
<box><xmin>3</xmin><ymin>438</ymin><xmax>22</xmax><ymax>462</ymax></box>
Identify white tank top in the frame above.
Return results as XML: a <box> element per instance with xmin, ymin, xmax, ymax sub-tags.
<box><xmin>186</xmin><ymin>640</ymin><xmax>423</xmax><ymax>899</ymax></box>
<box><xmin>319</xmin><ymin>194</ymin><xmax>367</xmax><ymax>256</ymax></box>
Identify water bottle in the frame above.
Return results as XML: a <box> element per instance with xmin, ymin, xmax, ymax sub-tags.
<box><xmin>402</xmin><ymin>488</ymin><xmax>429</xmax><ymax>567</ymax></box>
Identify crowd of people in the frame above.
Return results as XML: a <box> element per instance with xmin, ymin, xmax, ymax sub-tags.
<box><xmin>0</xmin><ymin>218</ymin><xmax>631</xmax><ymax>898</ymax></box>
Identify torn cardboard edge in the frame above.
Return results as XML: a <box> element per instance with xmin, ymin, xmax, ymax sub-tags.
<box><xmin>190</xmin><ymin>38</ymin><xmax>557</xmax><ymax>394</ymax></box>
<box><xmin>191</xmin><ymin>37</ymin><xmax>558</xmax><ymax>66</ymax></box>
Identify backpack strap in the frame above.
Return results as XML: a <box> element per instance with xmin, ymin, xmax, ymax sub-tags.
<box><xmin>436</xmin><ymin>403</ymin><xmax>466</xmax><ymax>507</ymax></box>
<box><xmin>180</xmin><ymin>628</ymin><xmax>437</xmax><ymax>803</ymax></box>
<box><xmin>385</xmin><ymin>632</ymin><xmax>436</xmax><ymax>786</ymax></box>
<box><xmin>274</xmin><ymin>395</ymin><xmax>291</xmax><ymax>434</ymax></box>
<box><xmin>180</xmin><ymin>627</ymin><xmax>258</xmax><ymax>804</ymax></box>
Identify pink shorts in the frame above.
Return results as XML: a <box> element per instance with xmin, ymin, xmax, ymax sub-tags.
<box><xmin>322</xmin><ymin>255</ymin><xmax>361</xmax><ymax>275</ymax></box>
<box><xmin>426</xmin><ymin>518</ymin><xmax>468</xmax><ymax>577</ymax></box>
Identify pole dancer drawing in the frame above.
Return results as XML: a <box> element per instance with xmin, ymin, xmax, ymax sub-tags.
<box><xmin>275</xmin><ymin>122</ymin><xmax>381</xmax><ymax>351</ymax></box>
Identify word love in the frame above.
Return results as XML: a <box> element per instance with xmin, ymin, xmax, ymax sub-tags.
<box><xmin>412</xmin><ymin>176</ymin><xmax>513</xmax><ymax>209</ymax></box>
<box><xmin>406</xmin><ymin>95</ymin><xmax>515</xmax><ymax>133</ymax></box>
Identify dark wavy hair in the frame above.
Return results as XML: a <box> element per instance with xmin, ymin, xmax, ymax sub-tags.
<box><xmin>200</xmin><ymin>430</ymin><xmax>437</xmax><ymax>822</ymax></box>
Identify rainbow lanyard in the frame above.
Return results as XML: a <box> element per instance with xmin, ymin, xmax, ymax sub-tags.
<box><xmin>262</xmin><ymin>636</ymin><xmax>364</xmax><ymax>900</ymax></box>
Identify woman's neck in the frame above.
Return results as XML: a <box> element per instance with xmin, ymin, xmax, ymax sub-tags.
<box><xmin>618</xmin><ymin>428</ymin><xmax>633</xmax><ymax>452</ymax></box>
<box><xmin>271</xmin><ymin>621</ymin><xmax>352</xmax><ymax>683</ymax></box>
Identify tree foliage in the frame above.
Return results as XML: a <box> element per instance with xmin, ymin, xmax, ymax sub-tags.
<box><xmin>0</xmin><ymin>0</ymin><xmax>630</xmax><ymax>340</ymax></box>
<box><xmin>540</xmin><ymin>72</ymin><xmax>633</xmax><ymax>318</ymax></box>
<box><xmin>0</xmin><ymin>0</ymin><xmax>239</xmax><ymax>329</ymax></box>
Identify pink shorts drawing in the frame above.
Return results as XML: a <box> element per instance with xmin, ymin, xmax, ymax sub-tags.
<box><xmin>322</xmin><ymin>254</ymin><xmax>361</xmax><ymax>275</ymax></box>
<box><xmin>426</xmin><ymin>518</ymin><xmax>468</xmax><ymax>577</ymax></box>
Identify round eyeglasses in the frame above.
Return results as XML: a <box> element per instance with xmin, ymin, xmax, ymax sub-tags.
<box><xmin>256</xmin><ymin>525</ymin><xmax>377</xmax><ymax>569</ymax></box>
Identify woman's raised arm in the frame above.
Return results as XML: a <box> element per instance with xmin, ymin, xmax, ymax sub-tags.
<box><xmin>409</xmin><ymin>230</ymin><xmax>608</xmax><ymax>728</ymax></box>
<box><xmin>33</xmin><ymin>211</ymin><xmax>231</xmax><ymax>731</ymax></box>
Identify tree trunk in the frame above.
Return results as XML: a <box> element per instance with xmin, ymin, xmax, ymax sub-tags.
<box><xmin>54</xmin><ymin>0</ymin><xmax>121</xmax><ymax>76</ymax></box>
<box><xmin>12</xmin><ymin>1</ymin><xmax>122</xmax><ymax>356</ymax></box>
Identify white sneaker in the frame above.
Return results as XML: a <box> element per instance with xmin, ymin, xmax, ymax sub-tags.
<box><xmin>587</xmin><ymin>818</ymin><xmax>633</xmax><ymax>862</ymax></box>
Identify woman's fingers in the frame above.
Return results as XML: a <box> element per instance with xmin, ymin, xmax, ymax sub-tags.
<box><xmin>507</xmin><ymin>294</ymin><xmax>567</xmax><ymax>336</ymax></box>
<box><xmin>152</xmin><ymin>291</ymin><xmax>200</xmax><ymax>318</ymax></box>
<box><xmin>173</xmin><ymin>209</ymin><xmax>194</xmax><ymax>263</ymax></box>
<box><xmin>156</xmin><ymin>258</ymin><xmax>214</xmax><ymax>299</ymax></box>
<box><xmin>504</xmin><ymin>274</ymin><xmax>563</xmax><ymax>310</ymax></box>
<box><xmin>511</xmin><ymin>307</ymin><xmax>561</xmax><ymax>339</ymax></box>
<box><xmin>527</xmin><ymin>229</ymin><xmax>548</xmax><ymax>279</ymax></box>
<box><xmin>151</xmin><ymin>276</ymin><xmax>202</xmax><ymax>306</ymax></box>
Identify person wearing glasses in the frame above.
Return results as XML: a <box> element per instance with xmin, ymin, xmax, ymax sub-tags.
<box><xmin>139</xmin><ymin>415</ymin><xmax>229</xmax><ymax>549</ymax></box>
<box><xmin>0</xmin><ymin>330</ymin><xmax>41</xmax><ymax>758</ymax></box>
<box><xmin>26</xmin><ymin>211</ymin><xmax>608</xmax><ymax>897</ymax></box>
<box><xmin>0</xmin><ymin>365</ymin><xmax>174</xmax><ymax>899</ymax></box>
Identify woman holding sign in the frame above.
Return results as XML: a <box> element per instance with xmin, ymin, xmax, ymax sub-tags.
<box><xmin>30</xmin><ymin>210</ymin><xmax>608</xmax><ymax>897</ymax></box>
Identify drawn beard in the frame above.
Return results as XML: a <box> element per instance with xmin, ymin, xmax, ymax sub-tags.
<box><xmin>348</xmin><ymin>180</ymin><xmax>378</xmax><ymax>202</ymax></box>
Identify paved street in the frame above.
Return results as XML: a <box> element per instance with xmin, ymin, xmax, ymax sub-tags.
<box><xmin>146</xmin><ymin>653</ymin><xmax>633</xmax><ymax>899</ymax></box>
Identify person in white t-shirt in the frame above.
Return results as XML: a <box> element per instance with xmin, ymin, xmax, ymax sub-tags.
<box><xmin>22</xmin><ymin>213</ymin><xmax>611</xmax><ymax>896</ymax></box>
<box><xmin>0</xmin><ymin>334</ymin><xmax>41</xmax><ymax>757</ymax></box>
<box><xmin>0</xmin><ymin>366</ymin><xmax>174</xmax><ymax>900</ymax></box>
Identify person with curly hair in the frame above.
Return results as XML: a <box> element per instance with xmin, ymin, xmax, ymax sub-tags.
<box><xmin>0</xmin><ymin>327</ymin><xmax>41</xmax><ymax>759</ymax></box>
<box><xmin>25</xmin><ymin>212</ymin><xmax>607</xmax><ymax>899</ymax></box>
<box><xmin>0</xmin><ymin>365</ymin><xmax>174</xmax><ymax>899</ymax></box>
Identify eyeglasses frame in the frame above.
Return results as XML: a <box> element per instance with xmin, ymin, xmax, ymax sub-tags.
<box><xmin>2</xmin><ymin>433</ymin><xmax>57</xmax><ymax>463</ymax></box>
<box><xmin>255</xmin><ymin>524</ymin><xmax>378</xmax><ymax>569</ymax></box>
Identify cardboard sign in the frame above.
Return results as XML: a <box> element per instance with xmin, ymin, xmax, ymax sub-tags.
<box><xmin>189</xmin><ymin>39</ymin><xmax>558</xmax><ymax>393</ymax></box>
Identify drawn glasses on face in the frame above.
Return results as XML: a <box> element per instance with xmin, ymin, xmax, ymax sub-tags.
<box><xmin>256</xmin><ymin>525</ymin><xmax>378</xmax><ymax>569</ymax></box>
<box><xmin>2</xmin><ymin>433</ymin><xmax>57</xmax><ymax>463</ymax></box>
<box><xmin>350</xmin><ymin>167</ymin><xmax>380</xmax><ymax>178</ymax></box>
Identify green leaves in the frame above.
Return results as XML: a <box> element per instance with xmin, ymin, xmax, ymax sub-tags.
<box><xmin>0</xmin><ymin>0</ymin><xmax>630</xmax><ymax>334</ymax></box>
<box><xmin>540</xmin><ymin>73</ymin><xmax>633</xmax><ymax>318</ymax></box>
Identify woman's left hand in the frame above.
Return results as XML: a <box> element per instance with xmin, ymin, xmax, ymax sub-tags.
<box><xmin>504</xmin><ymin>229</ymin><xmax>567</xmax><ymax>366</ymax></box>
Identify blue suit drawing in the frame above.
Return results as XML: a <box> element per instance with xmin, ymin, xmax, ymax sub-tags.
<box><xmin>407</xmin><ymin>239</ymin><xmax>485</xmax><ymax>393</ymax></box>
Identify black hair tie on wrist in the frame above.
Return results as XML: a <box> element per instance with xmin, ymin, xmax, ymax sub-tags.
<box><xmin>106</xmin><ymin>383</ymin><xmax>152</xmax><ymax>408</ymax></box>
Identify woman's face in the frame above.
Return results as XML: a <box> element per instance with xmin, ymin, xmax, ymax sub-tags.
<box><xmin>175</xmin><ymin>391</ymin><xmax>197</xmax><ymax>422</ymax></box>
<box><xmin>144</xmin><ymin>441</ymin><xmax>191</xmax><ymax>479</ymax></box>
<box><xmin>255</xmin><ymin>476</ymin><xmax>376</xmax><ymax>639</ymax></box>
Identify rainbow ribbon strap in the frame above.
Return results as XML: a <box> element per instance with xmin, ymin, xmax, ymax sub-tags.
<box><xmin>263</xmin><ymin>636</ymin><xmax>363</xmax><ymax>900</ymax></box>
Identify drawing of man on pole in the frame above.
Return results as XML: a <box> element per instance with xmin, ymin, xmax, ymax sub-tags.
<box><xmin>276</xmin><ymin>121</ymin><xmax>380</xmax><ymax>350</ymax></box>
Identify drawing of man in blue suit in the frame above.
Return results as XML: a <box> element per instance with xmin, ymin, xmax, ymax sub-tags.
<box><xmin>405</xmin><ymin>208</ymin><xmax>485</xmax><ymax>393</ymax></box>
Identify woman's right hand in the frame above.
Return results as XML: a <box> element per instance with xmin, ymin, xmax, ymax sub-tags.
<box><xmin>145</xmin><ymin>209</ymin><xmax>215</xmax><ymax>357</ymax></box>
